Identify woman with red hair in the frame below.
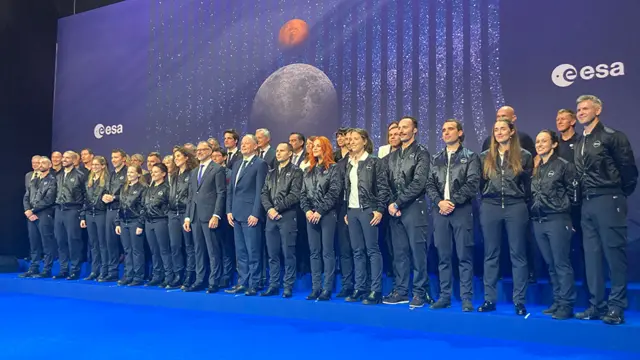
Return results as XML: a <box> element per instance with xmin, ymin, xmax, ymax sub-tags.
<box><xmin>300</xmin><ymin>136</ymin><xmax>342</xmax><ymax>301</ymax></box>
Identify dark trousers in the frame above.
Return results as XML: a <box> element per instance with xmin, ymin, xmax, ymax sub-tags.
<box><xmin>145</xmin><ymin>218</ymin><xmax>173</xmax><ymax>281</ymax></box>
<box><xmin>532</xmin><ymin>214</ymin><xmax>576</xmax><ymax>307</ymax></box>
<box><xmin>220</xmin><ymin>222</ymin><xmax>235</xmax><ymax>284</ymax></box>
<box><xmin>433</xmin><ymin>203</ymin><xmax>474</xmax><ymax>301</ymax></box>
<box><xmin>307</xmin><ymin>210</ymin><xmax>337</xmax><ymax>291</ymax></box>
<box><xmin>26</xmin><ymin>212</ymin><xmax>56</xmax><ymax>273</ymax></box>
<box><xmin>85</xmin><ymin>212</ymin><xmax>107</xmax><ymax>275</ymax></box>
<box><xmin>54</xmin><ymin>207</ymin><xmax>83</xmax><ymax>274</ymax></box>
<box><xmin>390</xmin><ymin>200</ymin><xmax>429</xmax><ymax>297</ymax></box>
<box><xmin>120</xmin><ymin>221</ymin><xmax>145</xmax><ymax>281</ymax></box>
<box><xmin>265</xmin><ymin>211</ymin><xmax>297</xmax><ymax>289</ymax></box>
<box><xmin>480</xmin><ymin>201</ymin><xmax>529</xmax><ymax>304</ymax></box>
<box><xmin>105</xmin><ymin>209</ymin><xmax>120</xmax><ymax>278</ymax></box>
<box><xmin>192</xmin><ymin>210</ymin><xmax>222</xmax><ymax>286</ymax></box>
<box><xmin>582</xmin><ymin>194</ymin><xmax>628</xmax><ymax>310</ymax></box>
<box><xmin>347</xmin><ymin>208</ymin><xmax>383</xmax><ymax>292</ymax></box>
<box><xmin>234</xmin><ymin>219</ymin><xmax>263</xmax><ymax>288</ymax></box>
<box><xmin>336</xmin><ymin>205</ymin><xmax>354</xmax><ymax>290</ymax></box>
<box><xmin>168</xmin><ymin>212</ymin><xmax>189</xmax><ymax>277</ymax></box>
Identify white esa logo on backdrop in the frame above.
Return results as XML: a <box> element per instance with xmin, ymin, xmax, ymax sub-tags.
<box><xmin>551</xmin><ymin>62</ymin><xmax>625</xmax><ymax>87</ymax></box>
<box><xmin>94</xmin><ymin>124</ymin><xmax>123</xmax><ymax>139</ymax></box>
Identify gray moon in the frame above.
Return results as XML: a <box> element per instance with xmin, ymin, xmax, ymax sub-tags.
<box><xmin>250</xmin><ymin>63</ymin><xmax>339</xmax><ymax>143</ymax></box>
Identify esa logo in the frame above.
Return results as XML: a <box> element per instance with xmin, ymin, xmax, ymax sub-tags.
<box><xmin>551</xmin><ymin>62</ymin><xmax>625</xmax><ymax>87</ymax></box>
<box><xmin>94</xmin><ymin>124</ymin><xmax>123</xmax><ymax>139</ymax></box>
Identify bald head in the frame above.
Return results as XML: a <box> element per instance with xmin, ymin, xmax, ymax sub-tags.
<box><xmin>496</xmin><ymin>106</ymin><xmax>517</xmax><ymax>122</ymax></box>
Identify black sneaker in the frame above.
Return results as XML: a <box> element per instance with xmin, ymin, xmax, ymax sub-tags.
<box><xmin>382</xmin><ymin>290</ymin><xmax>409</xmax><ymax>305</ymax></box>
<box><xmin>477</xmin><ymin>301</ymin><xmax>496</xmax><ymax>312</ymax></box>
<box><xmin>409</xmin><ymin>295</ymin><xmax>426</xmax><ymax>309</ymax></box>
<box><xmin>362</xmin><ymin>291</ymin><xmax>382</xmax><ymax>305</ymax></box>
<box><xmin>430</xmin><ymin>298</ymin><xmax>451</xmax><ymax>310</ymax></box>
<box><xmin>542</xmin><ymin>303</ymin><xmax>559</xmax><ymax>315</ymax></box>
<box><xmin>575</xmin><ymin>306</ymin><xmax>605</xmax><ymax>320</ymax></box>
<box><xmin>345</xmin><ymin>290</ymin><xmax>368</xmax><ymax>302</ymax></box>
<box><xmin>602</xmin><ymin>308</ymin><xmax>625</xmax><ymax>325</ymax></box>
<box><xmin>462</xmin><ymin>299</ymin><xmax>474</xmax><ymax>312</ymax></box>
<box><xmin>552</xmin><ymin>306</ymin><xmax>574</xmax><ymax>320</ymax></box>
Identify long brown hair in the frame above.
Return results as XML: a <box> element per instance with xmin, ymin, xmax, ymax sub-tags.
<box><xmin>305</xmin><ymin>136</ymin><xmax>317</xmax><ymax>162</ymax></box>
<box><xmin>483</xmin><ymin>119</ymin><xmax>523</xmax><ymax>179</ymax></box>
<box><xmin>88</xmin><ymin>156</ymin><xmax>107</xmax><ymax>188</ymax></box>
<box><xmin>307</xmin><ymin>136</ymin><xmax>335</xmax><ymax>172</ymax></box>
<box><xmin>173</xmin><ymin>146</ymin><xmax>198</xmax><ymax>172</ymax></box>
<box><xmin>123</xmin><ymin>164</ymin><xmax>146</xmax><ymax>193</ymax></box>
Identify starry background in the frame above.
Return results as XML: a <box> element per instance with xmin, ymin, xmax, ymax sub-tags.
<box><xmin>53</xmin><ymin>0</ymin><xmax>640</xmax><ymax>275</ymax></box>
<box><xmin>137</xmin><ymin>0</ymin><xmax>503</xmax><ymax>152</ymax></box>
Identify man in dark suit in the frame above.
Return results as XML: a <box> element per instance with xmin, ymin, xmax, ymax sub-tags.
<box><xmin>260</xmin><ymin>143</ymin><xmax>303</xmax><ymax>298</ymax></box>
<box><xmin>256</xmin><ymin>128</ymin><xmax>276</xmax><ymax>169</ymax></box>
<box><xmin>183</xmin><ymin>141</ymin><xmax>226</xmax><ymax>293</ymax></box>
<box><xmin>225</xmin><ymin>134</ymin><xmax>269</xmax><ymax>296</ymax></box>
<box><xmin>289</xmin><ymin>132</ymin><xmax>306</xmax><ymax>167</ymax></box>
<box><xmin>223</xmin><ymin>129</ymin><xmax>242</xmax><ymax>170</ymax></box>
<box><xmin>25</xmin><ymin>155</ymin><xmax>42</xmax><ymax>190</ymax></box>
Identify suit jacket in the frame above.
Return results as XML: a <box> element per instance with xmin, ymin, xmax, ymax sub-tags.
<box><xmin>291</xmin><ymin>150</ymin><xmax>306</xmax><ymax>167</ymax></box>
<box><xmin>227</xmin><ymin>156</ymin><xmax>268</xmax><ymax>222</ymax></box>
<box><xmin>226</xmin><ymin>149</ymin><xmax>242</xmax><ymax>170</ymax></box>
<box><xmin>260</xmin><ymin>147</ymin><xmax>276</xmax><ymax>170</ymax></box>
<box><xmin>186</xmin><ymin>161</ymin><xmax>227</xmax><ymax>222</ymax></box>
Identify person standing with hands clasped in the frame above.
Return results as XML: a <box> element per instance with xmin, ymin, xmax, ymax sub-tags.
<box><xmin>115</xmin><ymin>165</ymin><xmax>147</xmax><ymax>286</ymax></box>
<box><xmin>530</xmin><ymin>130</ymin><xmax>576</xmax><ymax>320</ymax></box>
<box><xmin>478</xmin><ymin>118</ymin><xmax>533</xmax><ymax>316</ymax></box>
<box><xmin>344</xmin><ymin>128</ymin><xmax>390</xmax><ymax>305</ymax></box>
<box><xmin>426</xmin><ymin>119</ymin><xmax>480</xmax><ymax>312</ymax></box>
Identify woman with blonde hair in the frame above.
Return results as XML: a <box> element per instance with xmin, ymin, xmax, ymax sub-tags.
<box><xmin>80</xmin><ymin>156</ymin><xmax>109</xmax><ymax>281</ymax></box>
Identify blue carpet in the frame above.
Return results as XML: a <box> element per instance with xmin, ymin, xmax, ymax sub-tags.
<box><xmin>0</xmin><ymin>292</ymin><xmax>636</xmax><ymax>360</ymax></box>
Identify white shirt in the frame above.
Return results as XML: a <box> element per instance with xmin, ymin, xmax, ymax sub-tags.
<box><xmin>444</xmin><ymin>151</ymin><xmax>455</xmax><ymax>200</ymax></box>
<box><xmin>348</xmin><ymin>152</ymin><xmax>369</xmax><ymax>209</ymax></box>
<box><xmin>377</xmin><ymin>144</ymin><xmax>392</xmax><ymax>159</ymax></box>
<box><xmin>235</xmin><ymin>154</ymin><xmax>255</xmax><ymax>185</ymax></box>
<box><xmin>260</xmin><ymin>145</ymin><xmax>271</xmax><ymax>158</ymax></box>
<box><xmin>299</xmin><ymin>160</ymin><xmax>310</xmax><ymax>171</ymax></box>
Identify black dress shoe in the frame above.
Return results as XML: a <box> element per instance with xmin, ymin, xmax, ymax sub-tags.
<box><xmin>128</xmin><ymin>280</ymin><xmax>144</xmax><ymax>286</ymax></box>
<box><xmin>19</xmin><ymin>270</ymin><xmax>39</xmax><ymax>278</ymax></box>
<box><xmin>260</xmin><ymin>287</ymin><xmax>280</xmax><ymax>297</ymax></box>
<box><xmin>98</xmin><ymin>275</ymin><xmax>118</xmax><ymax>283</ymax></box>
<box><xmin>53</xmin><ymin>273</ymin><xmax>69</xmax><ymax>280</ymax></box>
<box><xmin>118</xmin><ymin>278</ymin><xmax>132</xmax><ymax>286</ymax></box>
<box><xmin>362</xmin><ymin>291</ymin><xmax>382</xmax><ymax>305</ymax></box>
<box><xmin>336</xmin><ymin>287</ymin><xmax>354</xmax><ymax>298</ymax></box>
<box><xmin>145</xmin><ymin>278</ymin><xmax>163</xmax><ymax>287</ymax></box>
<box><xmin>66</xmin><ymin>273</ymin><xmax>80</xmax><ymax>280</ymax></box>
<box><xmin>83</xmin><ymin>272</ymin><xmax>99</xmax><ymax>281</ymax></box>
<box><xmin>245</xmin><ymin>288</ymin><xmax>258</xmax><ymax>296</ymax></box>
<box><xmin>542</xmin><ymin>303</ymin><xmax>559</xmax><ymax>315</ymax></box>
<box><xmin>552</xmin><ymin>306</ymin><xmax>574</xmax><ymax>320</ymax></box>
<box><xmin>306</xmin><ymin>289</ymin><xmax>321</xmax><ymax>300</ymax></box>
<box><xmin>34</xmin><ymin>271</ymin><xmax>52</xmax><ymax>279</ymax></box>
<box><xmin>317</xmin><ymin>290</ymin><xmax>331</xmax><ymax>301</ymax></box>
<box><xmin>224</xmin><ymin>285</ymin><xmax>246</xmax><ymax>294</ymax></box>
<box><xmin>430</xmin><ymin>298</ymin><xmax>451</xmax><ymax>310</ymax></box>
<box><xmin>575</xmin><ymin>306</ymin><xmax>605</xmax><ymax>320</ymax></box>
<box><xmin>515</xmin><ymin>303</ymin><xmax>527</xmax><ymax>316</ymax></box>
<box><xmin>346</xmin><ymin>290</ymin><xmax>368</xmax><ymax>302</ymax></box>
<box><xmin>182</xmin><ymin>272</ymin><xmax>194</xmax><ymax>289</ymax></box>
<box><xmin>477</xmin><ymin>301</ymin><xmax>496</xmax><ymax>312</ymax></box>
<box><xmin>166</xmin><ymin>277</ymin><xmax>182</xmax><ymax>289</ymax></box>
<box><xmin>206</xmin><ymin>285</ymin><xmax>220</xmax><ymax>294</ymax></box>
<box><xmin>184</xmin><ymin>283</ymin><xmax>205</xmax><ymax>292</ymax></box>
<box><xmin>602</xmin><ymin>308</ymin><xmax>625</xmax><ymax>325</ymax></box>
<box><xmin>282</xmin><ymin>288</ymin><xmax>293</xmax><ymax>298</ymax></box>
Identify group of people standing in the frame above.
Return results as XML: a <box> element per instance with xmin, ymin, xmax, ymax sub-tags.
<box><xmin>21</xmin><ymin>94</ymin><xmax>636</xmax><ymax>326</ymax></box>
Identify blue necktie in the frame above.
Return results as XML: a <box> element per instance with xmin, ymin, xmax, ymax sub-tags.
<box><xmin>197</xmin><ymin>164</ymin><xmax>204</xmax><ymax>185</ymax></box>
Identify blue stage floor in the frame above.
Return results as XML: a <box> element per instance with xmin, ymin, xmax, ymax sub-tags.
<box><xmin>2</xmin><ymin>276</ymin><xmax>640</xmax><ymax>358</ymax></box>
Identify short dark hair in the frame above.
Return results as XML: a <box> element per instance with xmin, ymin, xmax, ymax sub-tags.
<box><xmin>278</xmin><ymin>142</ymin><xmax>294</xmax><ymax>152</ymax></box>
<box><xmin>152</xmin><ymin>162</ymin><xmax>168</xmax><ymax>174</ymax></box>
<box><xmin>212</xmin><ymin>147</ymin><xmax>227</xmax><ymax>157</ymax></box>
<box><xmin>111</xmin><ymin>148</ymin><xmax>127</xmax><ymax>158</ymax></box>
<box><xmin>399</xmin><ymin>116</ymin><xmax>418</xmax><ymax>129</ymax></box>
<box><xmin>223</xmin><ymin>129</ymin><xmax>240</xmax><ymax>143</ymax></box>
<box><xmin>290</xmin><ymin>132</ymin><xmax>306</xmax><ymax>143</ymax></box>
<box><xmin>443</xmin><ymin>119</ymin><xmax>465</xmax><ymax>143</ymax></box>
<box><xmin>147</xmin><ymin>152</ymin><xmax>162</xmax><ymax>161</ymax></box>
<box><xmin>335</xmin><ymin>127</ymin><xmax>349</xmax><ymax>136</ymax></box>
<box><xmin>81</xmin><ymin>148</ymin><xmax>94</xmax><ymax>155</ymax></box>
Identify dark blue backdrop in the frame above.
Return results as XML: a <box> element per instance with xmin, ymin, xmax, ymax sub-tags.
<box><xmin>52</xmin><ymin>0</ymin><xmax>640</xmax><ymax>278</ymax></box>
